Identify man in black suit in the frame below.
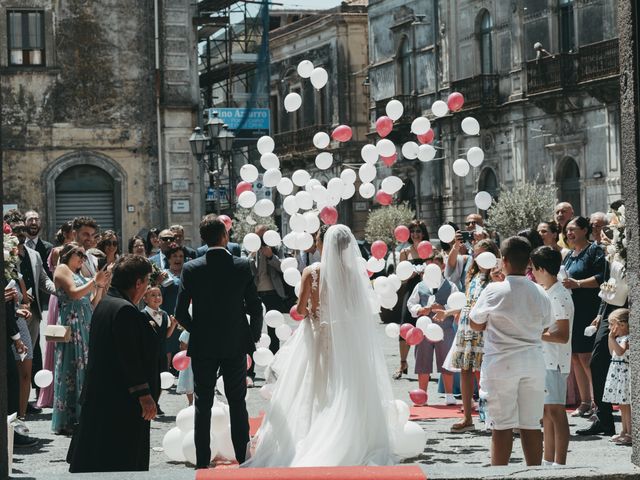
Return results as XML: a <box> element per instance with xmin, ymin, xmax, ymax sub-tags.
<box><xmin>196</xmin><ymin>239</ymin><xmax>241</xmax><ymax>257</ymax></box>
<box><xmin>175</xmin><ymin>214</ymin><xmax>263</xmax><ymax>469</ymax></box>
<box><xmin>24</xmin><ymin>210</ymin><xmax>53</xmax><ymax>278</ymax></box>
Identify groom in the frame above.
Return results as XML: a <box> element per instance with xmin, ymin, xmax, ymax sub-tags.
<box><xmin>175</xmin><ymin>214</ymin><xmax>263</xmax><ymax>468</ymax></box>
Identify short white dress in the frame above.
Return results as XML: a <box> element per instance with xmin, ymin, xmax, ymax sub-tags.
<box><xmin>602</xmin><ymin>335</ymin><xmax>630</xmax><ymax>405</ymax></box>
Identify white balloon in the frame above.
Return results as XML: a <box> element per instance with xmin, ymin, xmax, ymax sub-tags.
<box><xmin>283</xmin><ymin>195</ymin><xmax>299</xmax><ymax>215</ymax></box>
<box><xmin>340</xmin><ymin>168</ymin><xmax>357</xmax><ymax>184</ymax></box>
<box><xmin>396</xmin><ymin>260</ymin><xmax>414</xmax><ymax>281</ymax></box>
<box><xmin>292</xmin><ymin>169</ymin><xmax>311</xmax><ymax>187</ymax></box>
<box><xmin>260</xmin><ymin>152</ymin><xmax>280</xmax><ymax>170</ymax></box>
<box><xmin>476</xmin><ymin>251</ymin><xmax>498</xmax><ymax>270</ymax></box>
<box><xmin>263</xmin><ymin>230</ymin><xmax>281</xmax><ymax>247</ymax></box>
<box><xmin>425</xmin><ymin>323</ymin><xmax>444</xmax><ymax>343</ymax></box>
<box><xmin>379</xmin><ymin>292</ymin><xmax>398</xmax><ymax>309</ymax></box>
<box><xmin>461</xmin><ymin>116</ymin><xmax>480</xmax><ymax>135</ymax></box>
<box><xmin>210</xmin><ymin>406</ymin><xmax>228</xmax><ymax>433</ymax></box>
<box><xmin>395</xmin><ymin>421</ymin><xmax>427</xmax><ymax>458</ymax></box>
<box><xmin>284</xmin><ymin>92</ymin><xmax>302</xmax><ymax>112</ymax></box>
<box><xmin>361</xmin><ymin>144</ymin><xmax>379</xmax><ymax>164</ymax></box>
<box><xmin>381</xmin><ymin>176</ymin><xmax>404</xmax><ymax>195</ymax></box>
<box><xmin>359</xmin><ymin>182</ymin><xmax>375</xmax><ymax>198</ymax></box>
<box><xmin>257</xmin><ymin>332</ymin><xmax>271</xmax><ymax>349</ymax></box>
<box><xmin>475</xmin><ymin>191</ymin><xmax>493</xmax><ymax>210</ymax></box>
<box><xmin>265</xmin><ymin>310</ymin><xmax>284</xmax><ymax>328</ymax></box>
<box><xmin>467</xmin><ymin>147</ymin><xmax>485</xmax><ymax>167</ymax></box>
<box><xmin>160</xmin><ymin>371</ymin><xmax>175</xmax><ymax>390</ymax></box>
<box><xmin>257</xmin><ymin>135</ymin><xmax>275</xmax><ymax>154</ymax></box>
<box><xmin>423</xmin><ymin>263</ymin><xmax>442</xmax><ymax>289</ymax></box>
<box><xmin>281</xmin><ymin>257</ymin><xmax>298</xmax><ymax>272</ymax></box>
<box><xmin>263</xmin><ymin>168</ymin><xmax>282</xmax><ymax>188</ymax></box>
<box><xmin>438</xmin><ymin>224</ymin><xmax>456</xmax><ymax>243</ymax></box>
<box><xmin>296</xmin><ymin>232</ymin><xmax>314</xmax><ymax>251</ymax></box>
<box><xmin>305</xmin><ymin>178</ymin><xmax>321</xmax><ymax>193</ymax></box>
<box><xmin>295</xmin><ymin>191</ymin><xmax>313</xmax><ymax>210</ymax></box>
<box><xmin>327</xmin><ymin>193</ymin><xmax>341</xmax><ymax>206</ymax></box>
<box><xmin>290</xmin><ymin>213</ymin><xmax>306</xmax><ymax>233</ymax></box>
<box><xmin>237</xmin><ymin>190</ymin><xmax>257</xmax><ymax>209</ymax></box>
<box><xmin>374</xmin><ymin>276</ymin><xmax>392</xmax><ymax>295</ymax></box>
<box><xmin>163</xmin><ymin>427</ymin><xmax>186</xmax><ymax>462</ymax></box>
<box><xmin>284</xmin><ymin>267</ymin><xmax>302</xmax><ymax>287</ymax></box>
<box><xmin>376</xmin><ymin>139</ymin><xmax>396</xmax><ymax>157</ymax></box>
<box><xmin>310</xmin><ymin>67</ymin><xmax>328</xmax><ymax>89</ymax></box>
<box><xmin>367</xmin><ymin>257</ymin><xmax>386</xmax><ymax>273</ymax></box>
<box><xmin>385</xmin><ymin>323</ymin><xmax>400</xmax><ymax>338</ymax></box>
<box><xmin>327</xmin><ymin>177</ymin><xmax>344</xmax><ymax>196</ymax></box>
<box><xmin>215</xmin><ymin>429</ymin><xmax>235</xmax><ymax>461</ymax></box>
<box><xmin>401</xmin><ymin>141</ymin><xmax>419</xmax><ymax>160</ymax></box>
<box><xmin>431</xmin><ymin>100</ymin><xmax>449</xmax><ymax>117</ymax></box>
<box><xmin>313</xmin><ymin>132</ymin><xmax>330</xmax><ymax>149</ymax></box>
<box><xmin>240</xmin><ymin>163</ymin><xmax>259</xmax><ymax>183</ymax></box>
<box><xmin>394</xmin><ymin>399</ymin><xmax>410</xmax><ymax>426</ymax></box>
<box><xmin>452</xmin><ymin>158</ymin><xmax>470</xmax><ymax>177</ymax></box>
<box><xmin>310</xmin><ymin>185</ymin><xmax>328</xmax><ymax>204</ymax></box>
<box><xmin>416</xmin><ymin>316</ymin><xmax>432</xmax><ymax>334</ymax></box>
<box><xmin>304</xmin><ymin>212</ymin><xmax>321</xmax><ymax>233</ymax></box>
<box><xmin>341</xmin><ymin>182</ymin><xmax>356</xmax><ymax>199</ymax></box>
<box><xmin>275</xmin><ymin>324</ymin><xmax>292</xmax><ymax>341</ymax></box>
<box><xmin>447</xmin><ymin>291</ymin><xmax>467</xmax><ymax>310</ymax></box>
<box><xmin>34</xmin><ymin>369</ymin><xmax>53</xmax><ymax>388</ymax></box>
<box><xmin>282</xmin><ymin>232</ymin><xmax>298</xmax><ymax>250</ymax></box>
<box><xmin>411</xmin><ymin>117</ymin><xmax>431</xmax><ymax>135</ymax></box>
<box><xmin>359</xmin><ymin>163</ymin><xmax>377</xmax><ymax>183</ymax></box>
<box><xmin>388</xmin><ymin>273</ymin><xmax>402</xmax><ymax>292</ymax></box>
<box><xmin>254</xmin><ymin>347</ymin><xmax>274</xmax><ymax>367</ymax></box>
<box><xmin>386</xmin><ymin>99</ymin><xmax>404</xmax><ymax>121</ymax></box>
<box><xmin>315</xmin><ymin>152</ymin><xmax>333</xmax><ymax>170</ymax></box>
<box><xmin>417</xmin><ymin>144</ymin><xmax>437</xmax><ymax>162</ymax></box>
<box><xmin>176</xmin><ymin>405</ymin><xmax>195</xmax><ymax>432</ymax></box>
<box><xmin>297</xmin><ymin>59</ymin><xmax>314</xmax><ymax>78</ymax></box>
<box><xmin>277</xmin><ymin>177</ymin><xmax>294</xmax><ymax>196</ymax></box>
<box><xmin>254</xmin><ymin>198</ymin><xmax>275</xmax><ymax>217</ymax></box>
<box><xmin>243</xmin><ymin>233</ymin><xmax>262</xmax><ymax>253</ymax></box>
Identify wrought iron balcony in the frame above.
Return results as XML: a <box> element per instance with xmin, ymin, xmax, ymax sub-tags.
<box><xmin>273</xmin><ymin>124</ymin><xmax>331</xmax><ymax>156</ymax></box>
<box><xmin>577</xmin><ymin>38</ymin><xmax>620</xmax><ymax>84</ymax></box>
<box><xmin>450</xmin><ymin>74</ymin><xmax>500</xmax><ymax>109</ymax></box>
<box><xmin>526</xmin><ymin>53</ymin><xmax>577</xmax><ymax>95</ymax></box>
<box><xmin>374</xmin><ymin>94</ymin><xmax>418</xmax><ymax>123</ymax></box>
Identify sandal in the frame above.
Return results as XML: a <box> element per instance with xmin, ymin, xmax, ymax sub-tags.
<box><xmin>451</xmin><ymin>420</ymin><xmax>475</xmax><ymax>433</ymax></box>
<box><xmin>392</xmin><ymin>361</ymin><xmax>408</xmax><ymax>380</ymax></box>
<box><xmin>614</xmin><ymin>434</ymin><xmax>632</xmax><ymax>446</ymax></box>
<box><xmin>570</xmin><ymin>402</ymin><xmax>591</xmax><ymax>417</ymax></box>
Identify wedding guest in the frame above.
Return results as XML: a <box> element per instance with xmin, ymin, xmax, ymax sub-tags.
<box><xmin>176</xmin><ymin>330</ymin><xmax>194</xmax><ymax>406</ymax></box>
<box><xmin>24</xmin><ymin>209</ymin><xmax>53</xmax><ymax>278</ymax></box>
<box><xmin>97</xmin><ymin>230</ymin><xmax>120</xmax><ymax>266</ymax></box>
<box><xmin>171</xmin><ymin>224</ymin><xmax>197</xmax><ymax>260</ymax></box>
<box><xmin>146</xmin><ymin>228</ymin><xmax>160</xmax><ymax>256</ymax></box>
<box><xmin>537</xmin><ymin>221</ymin><xmax>568</xmax><ymax>257</ymax></box>
<box><xmin>554</xmin><ymin>202</ymin><xmax>574</xmax><ymax>249</ymax></box>
<box><xmin>562</xmin><ymin>216</ymin><xmax>607</xmax><ymax>419</ymax></box>
<box><xmin>149</xmin><ymin>229</ymin><xmax>178</xmax><ymax>269</ymax></box>
<box><xmin>128</xmin><ymin>235</ymin><xmax>147</xmax><ymax>256</ymax></box>
<box><xmin>589</xmin><ymin>212</ymin><xmax>608</xmax><ymax>244</ymax></box>
<box><xmin>52</xmin><ymin>243</ymin><xmax>110</xmax><ymax>435</ymax></box>
<box><xmin>73</xmin><ymin>217</ymin><xmax>100</xmax><ymax>279</ymax></box>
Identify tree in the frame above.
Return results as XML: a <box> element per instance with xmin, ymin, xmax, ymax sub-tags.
<box><xmin>486</xmin><ymin>182</ymin><xmax>556</xmax><ymax>237</ymax></box>
<box><xmin>231</xmin><ymin>207</ymin><xmax>277</xmax><ymax>243</ymax></box>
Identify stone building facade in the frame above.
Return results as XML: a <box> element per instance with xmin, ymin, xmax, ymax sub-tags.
<box><xmin>367</xmin><ymin>0</ymin><xmax>621</xmax><ymax>233</ymax></box>
<box><xmin>0</xmin><ymin>0</ymin><xmax>201</xmax><ymax>244</ymax></box>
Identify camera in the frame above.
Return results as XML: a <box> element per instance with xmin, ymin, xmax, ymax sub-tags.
<box><xmin>460</xmin><ymin>231</ymin><xmax>473</xmax><ymax>242</ymax></box>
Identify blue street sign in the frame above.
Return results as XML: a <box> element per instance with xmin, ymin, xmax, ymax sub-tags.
<box><xmin>207</xmin><ymin>108</ymin><xmax>270</xmax><ymax>140</ymax></box>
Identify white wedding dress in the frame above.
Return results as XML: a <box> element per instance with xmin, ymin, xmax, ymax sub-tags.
<box><xmin>243</xmin><ymin>225</ymin><xmax>397</xmax><ymax>467</ymax></box>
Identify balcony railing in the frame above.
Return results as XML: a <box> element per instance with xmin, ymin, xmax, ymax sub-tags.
<box><xmin>374</xmin><ymin>94</ymin><xmax>418</xmax><ymax>123</ymax></box>
<box><xmin>577</xmin><ymin>38</ymin><xmax>620</xmax><ymax>83</ymax></box>
<box><xmin>450</xmin><ymin>74</ymin><xmax>500</xmax><ymax>109</ymax></box>
<box><xmin>526</xmin><ymin>53</ymin><xmax>576</xmax><ymax>95</ymax></box>
<box><xmin>273</xmin><ymin>124</ymin><xmax>331</xmax><ymax>155</ymax></box>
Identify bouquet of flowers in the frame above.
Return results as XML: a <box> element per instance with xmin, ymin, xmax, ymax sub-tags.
<box><xmin>149</xmin><ymin>262</ymin><xmax>163</xmax><ymax>287</ymax></box>
<box><xmin>3</xmin><ymin>223</ymin><xmax>20</xmax><ymax>281</ymax></box>
<box><xmin>600</xmin><ymin>204</ymin><xmax>626</xmax><ymax>301</ymax></box>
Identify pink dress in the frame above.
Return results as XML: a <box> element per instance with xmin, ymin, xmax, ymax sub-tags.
<box><xmin>37</xmin><ymin>250</ymin><xmax>58</xmax><ymax>408</ymax></box>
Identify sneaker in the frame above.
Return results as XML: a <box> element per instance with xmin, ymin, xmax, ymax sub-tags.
<box><xmin>14</xmin><ymin>418</ymin><xmax>29</xmax><ymax>435</ymax></box>
<box><xmin>542</xmin><ymin>460</ymin><xmax>554</xmax><ymax>466</ymax></box>
<box><xmin>445</xmin><ymin>394</ymin><xmax>457</xmax><ymax>405</ymax></box>
<box><xmin>13</xmin><ymin>431</ymin><xmax>38</xmax><ymax>448</ymax></box>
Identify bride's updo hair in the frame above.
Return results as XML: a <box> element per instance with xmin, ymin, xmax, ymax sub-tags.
<box><xmin>327</xmin><ymin>225</ymin><xmax>352</xmax><ymax>251</ymax></box>
<box><xmin>316</xmin><ymin>224</ymin><xmax>330</xmax><ymax>243</ymax></box>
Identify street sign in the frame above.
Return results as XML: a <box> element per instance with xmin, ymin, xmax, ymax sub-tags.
<box><xmin>207</xmin><ymin>108</ymin><xmax>270</xmax><ymax>140</ymax></box>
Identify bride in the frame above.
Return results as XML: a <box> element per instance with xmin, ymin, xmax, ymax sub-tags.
<box><xmin>243</xmin><ymin>224</ymin><xmax>397</xmax><ymax>467</ymax></box>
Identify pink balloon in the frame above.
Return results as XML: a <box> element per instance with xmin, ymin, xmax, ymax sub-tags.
<box><xmin>367</xmin><ymin>270</ymin><xmax>374</xmax><ymax>278</ymax></box>
<box><xmin>331</xmin><ymin>125</ymin><xmax>352</xmax><ymax>143</ymax></box>
<box><xmin>375</xmin><ymin>116</ymin><xmax>394</xmax><ymax>138</ymax></box>
<box><xmin>417</xmin><ymin>129</ymin><xmax>435</xmax><ymax>144</ymax></box>
<box><xmin>409</xmin><ymin>389</ymin><xmax>428</xmax><ymax>406</ymax></box>
<box><xmin>375</xmin><ymin>190</ymin><xmax>393</xmax><ymax>206</ymax></box>
<box><xmin>247</xmin><ymin>354</ymin><xmax>253</xmax><ymax>370</ymax></box>
<box><xmin>447</xmin><ymin>92</ymin><xmax>465</xmax><ymax>112</ymax></box>
<box><xmin>417</xmin><ymin>241</ymin><xmax>433</xmax><ymax>259</ymax></box>
<box><xmin>399</xmin><ymin>323</ymin><xmax>413</xmax><ymax>340</ymax></box>
<box><xmin>394</xmin><ymin>225</ymin><xmax>410</xmax><ymax>243</ymax></box>
<box><xmin>235</xmin><ymin>181</ymin><xmax>253</xmax><ymax>196</ymax></box>
<box><xmin>371</xmin><ymin>240</ymin><xmax>388</xmax><ymax>260</ymax></box>
<box><xmin>381</xmin><ymin>153</ymin><xmax>397</xmax><ymax>167</ymax></box>
<box><xmin>290</xmin><ymin>305</ymin><xmax>304</xmax><ymax>321</ymax></box>
<box><xmin>319</xmin><ymin>206</ymin><xmax>338</xmax><ymax>225</ymax></box>
<box><xmin>172</xmin><ymin>351</ymin><xmax>191</xmax><ymax>371</ymax></box>
<box><xmin>218</xmin><ymin>214</ymin><xmax>232</xmax><ymax>232</ymax></box>
<box><xmin>405</xmin><ymin>326</ymin><xmax>425</xmax><ymax>346</ymax></box>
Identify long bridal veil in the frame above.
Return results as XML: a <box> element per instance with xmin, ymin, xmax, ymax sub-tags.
<box><xmin>244</xmin><ymin>224</ymin><xmax>397</xmax><ymax>467</ymax></box>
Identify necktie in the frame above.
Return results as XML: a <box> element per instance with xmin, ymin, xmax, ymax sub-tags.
<box><xmin>27</xmin><ymin>239</ymin><xmax>36</xmax><ymax>250</ymax></box>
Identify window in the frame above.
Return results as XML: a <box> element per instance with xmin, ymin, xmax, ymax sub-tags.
<box><xmin>398</xmin><ymin>36</ymin><xmax>413</xmax><ymax>95</ymax></box>
<box><xmin>8</xmin><ymin>10</ymin><xmax>45</xmax><ymax>66</ymax></box>
<box><xmin>559</xmin><ymin>0</ymin><xmax>575</xmax><ymax>53</ymax></box>
<box><xmin>558</xmin><ymin>157</ymin><xmax>581</xmax><ymax>214</ymax></box>
<box><xmin>478</xmin><ymin>167</ymin><xmax>499</xmax><ymax>200</ymax></box>
<box><xmin>480</xmin><ymin>11</ymin><xmax>493</xmax><ymax>74</ymax></box>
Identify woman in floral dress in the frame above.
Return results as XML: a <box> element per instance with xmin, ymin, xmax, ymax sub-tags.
<box><xmin>52</xmin><ymin>242</ymin><xmax>110</xmax><ymax>435</ymax></box>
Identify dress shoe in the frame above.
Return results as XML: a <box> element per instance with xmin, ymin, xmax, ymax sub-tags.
<box><xmin>26</xmin><ymin>403</ymin><xmax>42</xmax><ymax>414</ymax></box>
<box><xmin>13</xmin><ymin>431</ymin><xmax>38</xmax><ymax>448</ymax></box>
<box><xmin>576</xmin><ymin>421</ymin><xmax>615</xmax><ymax>436</ymax></box>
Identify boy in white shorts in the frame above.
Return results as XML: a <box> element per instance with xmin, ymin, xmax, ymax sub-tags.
<box><xmin>470</xmin><ymin>236</ymin><xmax>553</xmax><ymax>465</ymax></box>
<box><xmin>530</xmin><ymin>246</ymin><xmax>574</xmax><ymax>465</ymax></box>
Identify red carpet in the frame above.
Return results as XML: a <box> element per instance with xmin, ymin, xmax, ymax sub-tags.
<box><xmin>409</xmin><ymin>404</ymin><xmax>478</xmax><ymax>420</ymax></box>
<box><xmin>197</xmin><ymin>465</ymin><xmax>426</xmax><ymax>479</ymax></box>
<box><xmin>249</xmin><ymin>412</ymin><xmax>265</xmax><ymax>436</ymax></box>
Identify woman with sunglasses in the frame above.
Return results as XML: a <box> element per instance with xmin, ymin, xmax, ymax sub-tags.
<box><xmin>52</xmin><ymin>243</ymin><xmax>110</xmax><ymax>435</ymax></box>
<box><xmin>97</xmin><ymin>230</ymin><xmax>120</xmax><ymax>266</ymax></box>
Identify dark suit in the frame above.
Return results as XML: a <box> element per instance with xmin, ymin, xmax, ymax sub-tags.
<box><xmin>27</xmin><ymin>237</ymin><xmax>53</xmax><ymax>278</ymax></box>
<box><xmin>197</xmin><ymin>242</ymin><xmax>241</xmax><ymax>258</ymax></box>
<box><xmin>6</xmin><ymin>300</ymin><xmax>20</xmax><ymax>416</ymax></box>
<box><xmin>175</xmin><ymin>247</ymin><xmax>262</xmax><ymax>467</ymax></box>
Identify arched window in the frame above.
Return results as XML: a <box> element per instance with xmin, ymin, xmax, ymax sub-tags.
<box><xmin>478</xmin><ymin>167</ymin><xmax>499</xmax><ymax>200</ymax></box>
<box><xmin>558</xmin><ymin>157</ymin><xmax>581</xmax><ymax>214</ymax></box>
<box><xmin>55</xmin><ymin>165</ymin><xmax>116</xmax><ymax>230</ymax></box>
<box><xmin>559</xmin><ymin>0</ymin><xmax>575</xmax><ymax>53</ymax></box>
<box><xmin>479</xmin><ymin>11</ymin><xmax>493</xmax><ymax>74</ymax></box>
<box><xmin>398</xmin><ymin>36</ymin><xmax>413</xmax><ymax>95</ymax></box>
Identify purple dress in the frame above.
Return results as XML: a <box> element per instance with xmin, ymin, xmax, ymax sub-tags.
<box><xmin>37</xmin><ymin>250</ymin><xmax>59</xmax><ymax>408</ymax></box>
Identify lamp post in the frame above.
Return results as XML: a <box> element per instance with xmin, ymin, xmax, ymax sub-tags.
<box><xmin>189</xmin><ymin>111</ymin><xmax>235</xmax><ymax>215</ymax></box>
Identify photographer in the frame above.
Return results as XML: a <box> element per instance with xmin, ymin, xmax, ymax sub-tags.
<box><xmin>445</xmin><ymin>214</ymin><xmax>490</xmax><ymax>290</ymax></box>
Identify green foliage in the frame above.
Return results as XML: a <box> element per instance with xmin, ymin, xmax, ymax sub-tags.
<box><xmin>231</xmin><ymin>207</ymin><xmax>277</xmax><ymax>242</ymax></box>
<box><xmin>486</xmin><ymin>182</ymin><xmax>556</xmax><ymax>237</ymax></box>
<box><xmin>364</xmin><ymin>203</ymin><xmax>416</xmax><ymax>245</ymax></box>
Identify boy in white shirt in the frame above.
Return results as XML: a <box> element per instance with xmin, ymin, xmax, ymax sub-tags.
<box><xmin>530</xmin><ymin>246</ymin><xmax>574</xmax><ymax>466</ymax></box>
<box><xmin>470</xmin><ymin>236</ymin><xmax>553</xmax><ymax>466</ymax></box>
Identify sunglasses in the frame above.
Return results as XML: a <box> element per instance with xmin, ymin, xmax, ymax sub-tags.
<box><xmin>409</xmin><ymin>229</ymin><xmax>422</xmax><ymax>234</ymax></box>
<box><xmin>160</xmin><ymin>236</ymin><xmax>175</xmax><ymax>242</ymax></box>
<box><xmin>103</xmin><ymin>240</ymin><xmax>118</xmax><ymax>247</ymax></box>
<box><xmin>465</xmin><ymin>221</ymin><xmax>477</xmax><ymax>226</ymax></box>
<box><xmin>75</xmin><ymin>251</ymin><xmax>87</xmax><ymax>260</ymax></box>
